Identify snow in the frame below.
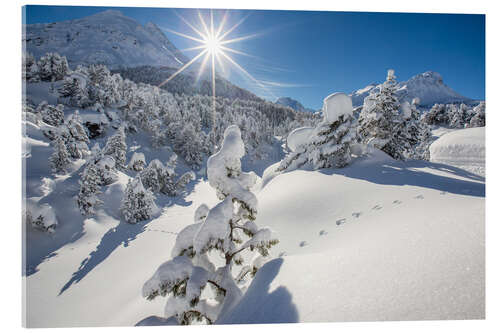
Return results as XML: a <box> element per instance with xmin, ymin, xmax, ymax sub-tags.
<box><xmin>24</xmin><ymin>10</ymin><xmax>188</xmax><ymax>69</ymax></box>
<box><xmin>322</xmin><ymin>92</ymin><xmax>353</xmax><ymax>123</ymax></box>
<box><xmin>430</xmin><ymin>127</ymin><xmax>485</xmax><ymax>176</ymax></box>
<box><xmin>221</xmin><ymin>149</ymin><xmax>484</xmax><ymax>323</ymax></box>
<box><xmin>286</xmin><ymin>126</ymin><xmax>314</xmax><ymax>152</ymax></box>
<box><xmin>193</xmin><ymin>197</ymin><xmax>232</xmax><ymax>254</ymax></box>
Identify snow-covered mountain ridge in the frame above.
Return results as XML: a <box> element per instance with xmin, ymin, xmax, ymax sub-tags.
<box><xmin>275</xmin><ymin>97</ymin><xmax>315</xmax><ymax>113</ymax></box>
<box><xmin>23</xmin><ymin>10</ymin><xmax>189</xmax><ymax>69</ymax></box>
<box><xmin>350</xmin><ymin>71</ymin><xmax>476</xmax><ymax>107</ymax></box>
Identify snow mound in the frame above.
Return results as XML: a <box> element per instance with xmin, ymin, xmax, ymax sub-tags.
<box><xmin>286</xmin><ymin>127</ymin><xmax>314</xmax><ymax>152</ymax></box>
<box><xmin>322</xmin><ymin>92</ymin><xmax>353</xmax><ymax>123</ymax></box>
<box><xmin>430</xmin><ymin>127</ymin><xmax>485</xmax><ymax>176</ymax></box>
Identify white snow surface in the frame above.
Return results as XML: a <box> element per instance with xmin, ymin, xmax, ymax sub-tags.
<box><xmin>24</xmin><ymin>143</ymin><xmax>484</xmax><ymax>326</ymax></box>
<box><xmin>286</xmin><ymin>126</ymin><xmax>314</xmax><ymax>152</ymax></box>
<box><xmin>322</xmin><ymin>92</ymin><xmax>353</xmax><ymax>123</ymax></box>
<box><xmin>430</xmin><ymin>127</ymin><xmax>485</xmax><ymax>177</ymax></box>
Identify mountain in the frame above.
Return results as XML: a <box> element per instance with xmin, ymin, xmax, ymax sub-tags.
<box><xmin>350</xmin><ymin>71</ymin><xmax>475</xmax><ymax>107</ymax></box>
<box><xmin>276</xmin><ymin>97</ymin><xmax>315</xmax><ymax>113</ymax></box>
<box><xmin>23</xmin><ymin>10</ymin><xmax>189</xmax><ymax>69</ymax></box>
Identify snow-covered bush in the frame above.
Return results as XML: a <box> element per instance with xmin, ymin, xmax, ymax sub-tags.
<box><xmin>103</xmin><ymin>127</ymin><xmax>127</xmax><ymax>169</ymax></box>
<box><xmin>142</xmin><ymin>125</ymin><xmax>278</xmax><ymax>325</ymax></box>
<box><xmin>49</xmin><ymin>135</ymin><xmax>71</xmax><ymax>174</ymax></box>
<box><xmin>278</xmin><ymin>93</ymin><xmax>357</xmax><ymax>171</ymax></box>
<box><xmin>24</xmin><ymin>204</ymin><xmax>57</xmax><ymax>233</ymax></box>
<box><xmin>37</xmin><ymin>52</ymin><xmax>69</xmax><ymax>82</ymax></box>
<box><xmin>77</xmin><ymin>163</ymin><xmax>102</xmax><ymax>215</ymax></box>
<box><xmin>128</xmin><ymin>152</ymin><xmax>146</xmax><ymax>171</ymax></box>
<box><xmin>120</xmin><ymin>176</ymin><xmax>158</xmax><ymax>224</ymax></box>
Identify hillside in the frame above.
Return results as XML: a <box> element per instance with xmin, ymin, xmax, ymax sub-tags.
<box><xmin>23</xmin><ymin>10</ymin><xmax>188</xmax><ymax>69</ymax></box>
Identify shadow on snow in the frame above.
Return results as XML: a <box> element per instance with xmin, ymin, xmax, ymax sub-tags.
<box><xmin>58</xmin><ymin>177</ymin><xmax>199</xmax><ymax>295</ymax></box>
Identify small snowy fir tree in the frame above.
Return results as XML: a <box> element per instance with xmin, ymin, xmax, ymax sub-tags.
<box><xmin>278</xmin><ymin>93</ymin><xmax>356</xmax><ymax>171</ymax></box>
<box><xmin>103</xmin><ymin>126</ymin><xmax>127</xmax><ymax>169</ymax></box>
<box><xmin>77</xmin><ymin>163</ymin><xmax>102</xmax><ymax>215</ymax></box>
<box><xmin>49</xmin><ymin>135</ymin><xmax>71</xmax><ymax>174</ymax></box>
<box><xmin>120</xmin><ymin>176</ymin><xmax>158</xmax><ymax>224</ymax></box>
<box><xmin>128</xmin><ymin>152</ymin><xmax>146</xmax><ymax>171</ymax></box>
<box><xmin>400</xmin><ymin>99</ymin><xmax>432</xmax><ymax>160</ymax></box>
<box><xmin>37</xmin><ymin>101</ymin><xmax>65</xmax><ymax>127</ymax></box>
<box><xmin>357</xmin><ymin>69</ymin><xmax>407</xmax><ymax>159</ymax></box>
<box><xmin>142</xmin><ymin>125</ymin><xmax>278</xmax><ymax>325</ymax></box>
<box><xmin>22</xmin><ymin>52</ymin><xmax>39</xmax><ymax>82</ymax></box>
<box><xmin>38</xmin><ymin>52</ymin><xmax>69</xmax><ymax>82</ymax></box>
<box><xmin>469</xmin><ymin>102</ymin><xmax>485</xmax><ymax>128</ymax></box>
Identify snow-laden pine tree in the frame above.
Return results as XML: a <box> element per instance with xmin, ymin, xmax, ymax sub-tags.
<box><xmin>23</xmin><ymin>52</ymin><xmax>39</xmax><ymax>83</ymax></box>
<box><xmin>49</xmin><ymin>135</ymin><xmax>71</xmax><ymax>174</ymax></box>
<box><xmin>37</xmin><ymin>53</ymin><xmax>69</xmax><ymax>82</ymax></box>
<box><xmin>36</xmin><ymin>101</ymin><xmax>65</xmax><ymax>127</ymax></box>
<box><xmin>469</xmin><ymin>102</ymin><xmax>485</xmax><ymax>128</ymax></box>
<box><xmin>357</xmin><ymin>69</ymin><xmax>408</xmax><ymax>159</ymax></box>
<box><xmin>278</xmin><ymin>93</ymin><xmax>356</xmax><ymax>171</ymax></box>
<box><xmin>120</xmin><ymin>176</ymin><xmax>158</xmax><ymax>224</ymax></box>
<box><xmin>140</xmin><ymin>155</ymin><xmax>194</xmax><ymax>196</ymax></box>
<box><xmin>128</xmin><ymin>152</ymin><xmax>146</xmax><ymax>171</ymax></box>
<box><xmin>103</xmin><ymin>126</ymin><xmax>127</xmax><ymax>169</ymax></box>
<box><xmin>77</xmin><ymin>163</ymin><xmax>102</xmax><ymax>215</ymax></box>
<box><xmin>400</xmin><ymin>99</ymin><xmax>432</xmax><ymax>160</ymax></box>
<box><xmin>142</xmin><ymin>125</ymin><xmax>278</xmax><ymax>325</ymax></box>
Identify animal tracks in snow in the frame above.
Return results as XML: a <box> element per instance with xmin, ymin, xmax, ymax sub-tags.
<box><xmin>336</xmin><ymin>218</ymin><xmax>347</xmax><ymax>225</ymax></box>
<box><xmin>352</xmin><ymin>212</ymin><xmax>362</xmax><ymax>218</ymax></box>
<box><xmin>372</xmin><ymin>205</ymin><xmax>383</xmax><ymax>211</ymax></box>
<box><xmin>414</xmin><ymin>195</ymin><xmax>424</xmax><ymax>200</ymax></box>
<box><xmin>392</xmin><ymin>200</ymin><xmax>402</xmax><ymax>205</ymax></box>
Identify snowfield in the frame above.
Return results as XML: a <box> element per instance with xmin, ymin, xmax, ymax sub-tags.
<box><xmin>430</xmin><ymin>127</ymin><xmax>485</xmax><ymax>177</ymax></box>
<box><xmin>24</xmin><ymin>146</ymin><xmax>484</xmax><ymax>326</ymax></box>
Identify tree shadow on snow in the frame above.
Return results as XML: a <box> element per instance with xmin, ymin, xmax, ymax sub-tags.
<box><xmin>320</xmin><ymin>157</ymin><xmax>485</xmax><ymax>197</ymax></box>
<box><xmin>217</xmin><ymin>258</ymin><xmax>299</xmax><ymax>324</ymax></box>
<box><xmin>58</xmin><ymin>178</ymin><xmax>199</xmax><ymax>295</ymax></box>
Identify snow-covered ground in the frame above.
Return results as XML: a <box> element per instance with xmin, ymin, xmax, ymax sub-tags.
<box><xmin>430</xmin><ymin>127</ymin><xmax>485</xmax><ymax>177</ymax></box>
<box><xmin>24</xmin><ymin>144</ymin><xmax>484</xmax><ymax>326</ymax></box>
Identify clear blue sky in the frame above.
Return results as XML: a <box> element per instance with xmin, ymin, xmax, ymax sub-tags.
<box><xmin>25</xmin><ymin>5</ymin><xmax>485</xmax><ymax>109</ymax></box>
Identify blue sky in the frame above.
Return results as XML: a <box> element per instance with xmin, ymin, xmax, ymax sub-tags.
<box><xmin>25</xmin><ymin>6</ymin><xmax>485</xmax><ymax>109</ymax></box>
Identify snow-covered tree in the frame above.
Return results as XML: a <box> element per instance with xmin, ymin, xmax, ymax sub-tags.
<box><xmin>37</xmin><ymin>101</ymin><xmax>65</xmax><ymax>127</ymax></box>
<box><xmin>278</xmin><ymin>93</ymin><xmax>357</xmax><ymax>171</ymax></box>
<box><xmin>77</xmin><ymin>163</ymin><xmax>102</xmax><ymax>215</ymax></box>
<box><xmin>128</xmin><ymin>152</ymin><xmax>146</xmax><ymax>171</ymax></box>
<box><xmin>49</xmin><ymin>136</ymin><xmax>71</xmax><ymax>174</ymax></box>
<box><xmin>357</xmin><ymin>69</ymin><xmax>405</xmax><ymax>159</ymax></box>
<box><xmin>38</xmin><ymin>52</ymin><xmax>69</xmax><ymax>82</ymax></box>
<box><xmin>400</xmin><ymin>99</ymin><xmax>432</xmax><ymax>160</ymax></box>
<box><xmin>142</xmin><ymin>125</ymin><xmax>278</xmax><ymax>325</ymax></box>
<box><xmin>174</xmin><ymin>123</ymin><xmax>205</xmax><ymax>168</ymax></box>
<box><xmin>469</xmin><ymin>102</ymin><xmax>485</xmax><ymax>128</ymax></box>
<box><xmin>120</xmin><ymin>176</ymin><xmax>158</xmax><ymax>224</ymax></box>
<box><xmin>23</xmin><ymin>52</ymin><xmax>39</xmax><ymax>82</ymax></box>
<box><xmin>103</xmin><ymin>127</ymin><xmax>127</xmax><ymax>169</ymax></box>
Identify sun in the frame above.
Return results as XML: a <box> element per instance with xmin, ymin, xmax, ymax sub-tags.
<box><xmin>204</xmin><ymin>34</ymin><xmax>222</xmax><ymax>55</ymax></box>
<box><xmin>157</xmin><ymin>9</ymin><xmax>275</xmax><ymax>147</ymax></box>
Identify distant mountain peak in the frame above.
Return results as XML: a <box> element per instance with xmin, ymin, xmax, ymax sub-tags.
<box><xmin>350</xmin><ymin>71</ymin><xmax>474</xmax><ymax>107</ymax></box>
<box><xmin>276</xmin><ymin>97</ymin><xmax>315</xmax><ymax>113</ymax></box>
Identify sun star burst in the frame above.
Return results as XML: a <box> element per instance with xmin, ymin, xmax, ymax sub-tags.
<box><xmin>158</xmin><ymin>10</ymin><xmax>273</xmax><ymax>147</ymax></box>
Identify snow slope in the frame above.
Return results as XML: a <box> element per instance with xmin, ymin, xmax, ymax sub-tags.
<box><xmin>221</xmin><ymin>150</ymin><xmax>484</xmax><ymax>323</ymax></box>
<box><xmin>430</xmin><ymin>127</ymin><xmax>485</xmax><ymax>177</ymax></box>
<box><xmin>23</xmin><ymin>10</ymin><xmax>189</xmax><ymax>69</ymax></box>
<box><xmin>24</xmin><ymin>145</ymin><xmax>484</xmax><ymax>326</ymax></box>
<box><xmin>350</xmin><ymin>71</ymin><xmax>474</xmax><ymax>107</ymax></box>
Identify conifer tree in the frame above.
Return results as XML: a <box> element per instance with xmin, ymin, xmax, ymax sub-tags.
<box><xmin>357</xmin><ymin>69</ymin><xmax>405</xmax><ymax>159</ymax></box>
<box><xmin>38</xmin><ymin>52</ymin><xmax>69</xmax><ymax>82</ymax></box>
<box><xmin>103</xmin><ymin>127</ymin><xmax>127</xmax><ymax>169</ymax></box>
<box><xmin>142</xmin><ymin>125</ymin><xmax>278</xmax><ymax>325</ymax></box>
<box><xmin>120</xmin><ymin>176</ymin><xmax>158</xmax><ymax>224</ymax></box>
<box><xmin>49</xmin><ymin>135</ymin><xmax>71</xmax><ymax>174</ymax></box>
<box><xmin>77</xmin><ymin>163</ymin><xmax>102</xmax><ymax>215</ymax></box>
<box><xmin>469</xmin><ymin>102</ymin><xmax>485</xmax><ymax>128</ymax></box>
